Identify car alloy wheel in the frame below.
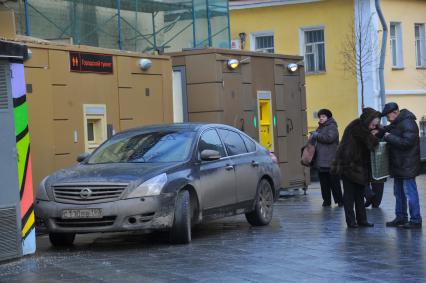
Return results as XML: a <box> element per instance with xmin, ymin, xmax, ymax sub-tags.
<box><xmin>259</xmin><ymin>181</ymin><xmax>274</xmax><ymax>221</ymax></box>
<box><xmin>245</xmin><ymin>179</ymin><xmax>274</xmax><ymax>226</ymax></box>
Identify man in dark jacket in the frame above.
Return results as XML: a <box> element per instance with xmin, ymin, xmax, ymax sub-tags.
<box><xmin>332</xmin><ymin>108</ymin><xmax>380</xmax><ymax>228</ymax></box>
<box><xmin>311</xmin><ymin>109</ymin><xmax>343</xmax><ymax>207</ymax></box>
<box><xmin>381</xmin><ymin>102</ymin><xmax>422</xmax><ymax>229</ymax></box>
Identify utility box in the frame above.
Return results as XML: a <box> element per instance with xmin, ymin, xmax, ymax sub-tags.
<box><xmin>0</xmin><ymin>40</ymin><xmax>35</xmax><ymax>262</ymax></box>
<box><xmin>170</xmin><ymin>49</ymin><xmax>309</xmax><ymax>190</ymax></box>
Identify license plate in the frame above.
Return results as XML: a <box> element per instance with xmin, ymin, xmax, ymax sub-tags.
<box><xmin>62</xmin><ymin>208</ymin><xmax>103</xmax><ymax>219</ymax></box>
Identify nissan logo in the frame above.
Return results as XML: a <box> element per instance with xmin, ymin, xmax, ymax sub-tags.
<box><xmin>80</xmin><ymin>188</ymin><xmax>92</xmax><ymax>199</ymax></box>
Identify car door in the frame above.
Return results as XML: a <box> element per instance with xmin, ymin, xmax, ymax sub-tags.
<box><xmin>217</xmin><ymin>129</ymin><xmax>260</xmax><ymax>205</ymax></box>
<box><xmin>197</xmin><ymin>129</ymin><xmax>237</xmax><ymax>211</ymax></box>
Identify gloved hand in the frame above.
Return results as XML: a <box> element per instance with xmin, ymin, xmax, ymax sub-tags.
<box><xmin>311</xmin><ymin>131</ymin><xmax>319</xmax><ymax>139</ymax></box>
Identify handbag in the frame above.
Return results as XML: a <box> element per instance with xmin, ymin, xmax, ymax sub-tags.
<box><xmin>301</xmin><ymin>140</ymin><xmax>316</xmax><ymax>167</ymax></box>
<box><xmin>370</xmin><ymin>141</ymin><xmax>390</xmax><ymax>180</ymax></box>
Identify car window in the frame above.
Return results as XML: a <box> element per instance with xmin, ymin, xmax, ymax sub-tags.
<box><xmin>87</xmin><ymin>130</ymin><xmax>194</xmax><ymax>164</ymax></box>
<box><xmin>218</xmin><ymin>129</ymin><xmax>248</xmax><ymax>156</ymax></box>
<box><xmin>198</xmin><ymin>130</ymin><xmax>226</xmax><ymax>157</ymax></box>
<box><xmin>241</xmin><ymin>134</ymin><xmax>256</xmax><ymax>152</ymax></box>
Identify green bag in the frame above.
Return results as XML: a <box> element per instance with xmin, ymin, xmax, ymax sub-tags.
<box><xmin>370</xmin><ymin>141</ymin><xmax>390</xmax><ymax>180</ymax></box>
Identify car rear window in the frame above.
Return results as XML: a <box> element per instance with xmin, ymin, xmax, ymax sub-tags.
<box><xmin>218</xmin><ymin>129</ymin><xmax>248</xmax><ymax>156</ymax></box>
<box><xmin>87</xmin><ymin>130</ymin><xmax>195</xmax><ymax>164</ymax></box>
<box><xmin>241</xmin><ymin>135</ymin><xmax>256</xmax><ymax>152</ymax></box>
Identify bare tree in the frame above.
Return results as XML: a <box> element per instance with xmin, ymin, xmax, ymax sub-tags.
<box><xmin>340</xmin><ymin>4</ymin><xmax>378</xmax><ymax>109</ymax></box>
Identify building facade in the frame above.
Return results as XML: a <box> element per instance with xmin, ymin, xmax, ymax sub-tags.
<box><xmin>230</xmin><ymin>0</ymin><xmax>426</xmax><ymax>132</ymax></box>
<box><xmin>381</xmin><ymin>0</ymin><xmax>426</xmax><ymax>128</ymax></box>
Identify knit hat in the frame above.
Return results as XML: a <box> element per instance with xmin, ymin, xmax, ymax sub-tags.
<box><xmin>360</xmin><ymin>107</ymin><xmax>381</xmax><ymax>125</ymax></box>
<box><xmin>317</xmin><ymin>109</ymin><xmax>333</xmax><ymax>119</ymax></box>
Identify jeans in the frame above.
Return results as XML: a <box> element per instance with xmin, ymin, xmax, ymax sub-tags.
<box><xmin>394</xmin><ymin>178</ymin><xmax>422</xmax><ymax>224</ymax></box>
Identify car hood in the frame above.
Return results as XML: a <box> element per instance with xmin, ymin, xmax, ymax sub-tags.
<box><xmin>46</xmin><ymin>162</ymin><xmax>183</xmax><ymax>187</ymax></box>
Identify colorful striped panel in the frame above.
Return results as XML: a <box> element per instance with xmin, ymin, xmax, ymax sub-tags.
<box><xmin>10</xmin><ymin>63</ymin><xmax>35</xmax><ymax>255</ymax></box>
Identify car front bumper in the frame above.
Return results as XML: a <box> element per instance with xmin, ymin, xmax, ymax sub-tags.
<box><xmin>35</xmin><ymin>193</ymin><xmax>177</xmax><ymax>234</ymax></box>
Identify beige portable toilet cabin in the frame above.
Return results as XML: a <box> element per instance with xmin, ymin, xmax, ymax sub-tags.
<box><xmin>2</xmin><ymin>39</ymin><xmax>173</xmax><ymax>194</ymax></box>
<box><xmin>170</xmin><ymin>49</ymin><xmax>310</xmax><ymax>190</ymax></box>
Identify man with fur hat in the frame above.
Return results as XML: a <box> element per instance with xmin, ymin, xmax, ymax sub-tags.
<box><xmin>332</xmin><ymin>108</ymin><xmax>381</xmax><ymax>228</ymax></box>
<box><xmin>380</xmin><ymin>102</ymin><xmax>422</xmax><ymax>229</ymax></box>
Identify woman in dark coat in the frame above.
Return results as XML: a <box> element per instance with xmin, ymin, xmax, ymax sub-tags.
<box><xmin>332</xmin><ymin>108</ymin><xmax>380</xmax><ymax>228</ymax></box>
<box><xmin>311</xmin><ymin>109</ymin><xmax>343</xmax><ymax>207</ymax></box>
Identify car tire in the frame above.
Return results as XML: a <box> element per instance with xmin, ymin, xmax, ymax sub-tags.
<box><xmin>49</xmin><ymin>233</ymin><xmax>76</xmax><ymax>247</ymax></box>
<box><xmin>245</xmin><ymin>179</ymin><xmax>274</xmax><ymax>226</ymax></box>
<box><xmin>169</xmin><ymin>190</ymin><xmax>191</xmax><ymax>244</ymax></box>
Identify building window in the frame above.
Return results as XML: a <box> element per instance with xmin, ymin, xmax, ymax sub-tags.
<box><xmin>87</xmin><ymin>120</ymin><xmax>95</xmax><ymax>142</ymax></box>
<box><xmin>390</xmin><ymin>22</ymin><xmax>404</xmax><ymax>68</ymax></box>
<box><xmin>251</xmin><ymin>32</ymin><xmax>274</xmax><ymax>53</ymax></box>
<box><xmin>302</xmin><ymin>28</ymin><xmax>325</xmax><ymax>73</ymax></box>
<box><xmin>415</xmin><ymin>24</ymin><xmax>426</xmax><ymax>67</ymax></box>
<box><xmin>83</xmin><ymin>104</ymin><xmax>107</xmax><ymax>152</ymax></box>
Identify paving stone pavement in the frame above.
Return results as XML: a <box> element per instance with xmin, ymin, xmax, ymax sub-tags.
<box><xmin>1</xmin><ymin>175</ymin><xmax>426</xmax><ymax>283</ymax></box>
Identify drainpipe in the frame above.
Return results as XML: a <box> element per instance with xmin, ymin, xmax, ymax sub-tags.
<box><xmin>375</xmin><ymin>0</ymin><xmax>387</xmax><ymax>115</ymax></box>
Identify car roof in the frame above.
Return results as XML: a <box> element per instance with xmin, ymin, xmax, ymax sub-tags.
<box><xmin>117</xmin><ymin>123</ymin><xmax>240</xmax><ymax>135</ymax></box>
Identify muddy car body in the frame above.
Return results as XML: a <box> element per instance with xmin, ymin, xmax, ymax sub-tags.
<box><xmin>35</xmin><ymin>123</ymin><xmax>281</xmax><ymax>245</ymax></box>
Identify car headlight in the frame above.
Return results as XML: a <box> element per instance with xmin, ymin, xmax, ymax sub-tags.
<box><xmin>126</xmin><ymin>173</ymin><xmax>167</xmax><ymax>199</ymax></box>
<box><xmin>36</xmin><ymin>177</ymin><xmax>50</xmax><ymax>201</ymax></box>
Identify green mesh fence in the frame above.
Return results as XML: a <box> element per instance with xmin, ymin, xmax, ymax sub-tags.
<box><xmin>10</xmin><ymin>0</ymin><xmax>230</xmax><ymax>52</ymax></box>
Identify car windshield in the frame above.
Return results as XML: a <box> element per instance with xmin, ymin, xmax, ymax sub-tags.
<box><xmin>87</xmin><ymin>130</ymin><xmax>195</xmax><ymax>164</ymax></box>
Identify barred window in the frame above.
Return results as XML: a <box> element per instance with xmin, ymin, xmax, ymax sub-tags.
<box><xmin>303</xmin><ymin>29</ymin><xmax>325</xmax><ymax>73</ymax></box>
<box><xmin>390</xmin><ymin>22</ymin><xmax>404</xmax><ymax>68</ymax></box>
<box><xmin>415</xmin><ymin>24</ymin><xmax>426</xmax><ymax>67</ymax></box>
<box><xmin>253</xmin><ymin>34</ymin><xmax>274</xmax><ymax>53</ymax></box>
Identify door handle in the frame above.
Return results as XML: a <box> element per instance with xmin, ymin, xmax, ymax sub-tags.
<box><xmin>287</xmin><ymin>118</ymin><xmax>294</xmax><ymax>134</ymax></box>
<box><xmin>225</xmin><ymin>164</ymin><xmax>234</xmax><ymax>171</ymax></box>
<box><xmin>251</xmin><ymin>161</ymin><xmax>259</xmax><ymax>167</ymax></box>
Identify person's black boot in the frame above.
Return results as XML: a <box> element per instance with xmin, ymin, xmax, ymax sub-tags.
<box><xmin>402</xmin><ymin>222</ymin><xmax>422</xmax><ymax>229</ymax></box>
<box><xmin>358</xmin><ymin>222</ymin><xmax>374</xmax><ymax>227</ymax></box>
<box><xmin>364</xmin><ymin>200</ymin><xmax>372</xmax><ymax>208</ymax></box>
<box><xmin>322</xmin><ymin>202</ymin><xmax>331</xmax><ymax>207</ymax></box>
<box><xmin>347</xmin><ymin>223</ymin><xmax>359</xmax><ymax>228</ymax></box>
<box><xmin>386</xmin><ymin>218</ymin><xmax>407</xmax><ymax>227</ymax></box>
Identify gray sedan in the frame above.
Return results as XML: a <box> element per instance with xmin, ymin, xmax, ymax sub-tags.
<box><xmin>35</xmin><ymin>123</ymin><xmax>281</xmax><ymax>245</ymax></box>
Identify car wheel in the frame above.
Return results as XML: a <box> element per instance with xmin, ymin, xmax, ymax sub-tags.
<box><xmin>245</xmin><ymin>179</ymin><xmax>274</xmax><ymax>226</ymax></box>
<box><xmin>49</xmin><ymin>233</ymin><xmax>76</xmax><ymax>247</ymax></box>
<box><xmin>169</xmin><ymin>190</ymin><xmax>191</xmax><ymax>244</ymax></box>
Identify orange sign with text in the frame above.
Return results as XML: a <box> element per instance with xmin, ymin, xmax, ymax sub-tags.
<box><xmin>69</xmin><ymin>51</ymin><xmax>113</xmax><ymax>74</ymax></box>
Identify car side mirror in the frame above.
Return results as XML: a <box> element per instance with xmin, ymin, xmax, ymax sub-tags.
<box><xmin>200</xmin><ymin>150</ymin><xmax>221</xmax><ymax>161</ymax></box>
<box><xmin>76</xmin><ymin>152</ymin><xmax>90</xmax><ymax>162</ymax></box>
